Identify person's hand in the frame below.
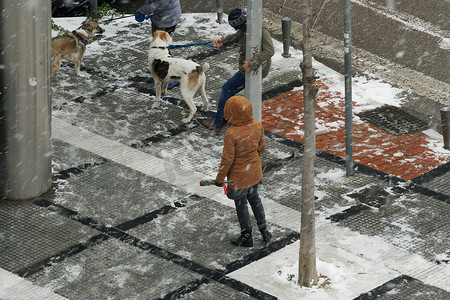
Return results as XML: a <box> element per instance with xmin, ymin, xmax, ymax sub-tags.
<box><xmin>214</xmin><ymin>180</ymin><xmax>223</xmax><ymax>187</ymax></box>
<box><xmin>243</xmin><ymin>61</ymin><xmax>251</xmax><ymax>72</ymax></box>
<box><xmin>212</xmin><ymin>38</ymin><xmax>223</xmax><ymax>48</ymax></box>
<box><xmin>135</xmin><ymin>11</ymin><xmax>145</xmax><ymax>22</ymax></box>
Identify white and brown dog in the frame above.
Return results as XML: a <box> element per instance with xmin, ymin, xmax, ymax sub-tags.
<box><xmin>51</xmin><ymin>20</ymin><xmax>104</xmax><ymax>78</ymax></box>
<box><xmin>148</xmin><ymin>30</ymin><xmax>209</xmax><ymax>123</ymax></box>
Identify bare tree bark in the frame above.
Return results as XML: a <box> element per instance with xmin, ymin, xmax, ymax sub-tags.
<box><xmin>298</xmin><ymin>0</ymin><xmax>319</xmax><ymax>287</ymax></box>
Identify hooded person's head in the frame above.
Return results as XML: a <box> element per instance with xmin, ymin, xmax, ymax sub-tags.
<box><xmin>228</xmin><ymin>8</ymin><xmax>247</xmax><ymax>30</ymax></box>
<box><xmin>224</xmin><ymin>96</ymin><xmax>253</xmax><ymax>126</ymax></box>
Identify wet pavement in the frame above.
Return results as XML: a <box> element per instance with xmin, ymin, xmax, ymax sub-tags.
<box><xmin>1</xmin><ymin>10</ymin><xmax>450</xmax><ymax>300</ymax></box>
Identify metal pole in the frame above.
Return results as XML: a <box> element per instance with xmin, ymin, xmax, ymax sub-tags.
<box><xmin>441</xmin><ymin>107</ymin><xmax>450</xmax><ymax>149</ymax></box>
<box><xmin>344</xmin><ymin>0</ymin><xmax>354</xmax><ymax>175</ymax></box>
<box><xmin>0</xmin><ymin>0</ymin><xmax>52</xmax><ymax>200</ymax></box>
<box><xmin>281</xmin><ymin>17</ymin><xmax>292</xmax><ymax>58</ymax></box>
<box><xmin>215</xmin><ymin>0</ymin><xmax>224</xmax><ymax>24</ymax></box>
<box><xmin>90</xmin><ymin>0</ymin><xmax>98</xmax><ymax>16</ymax></box>
<box><xmin>245</xmin><ymin>0</ymin><xmax>262</xmax><ymax>122</ymax></box>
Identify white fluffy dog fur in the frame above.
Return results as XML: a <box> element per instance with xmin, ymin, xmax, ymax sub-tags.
<box><xmin>148</xmin><ymin>30</ymin><xmax>209</xmax><ymax>123</ymax></box>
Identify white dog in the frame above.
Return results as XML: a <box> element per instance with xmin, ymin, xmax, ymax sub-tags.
<box><xmin>148</xmin><ymin>30</ymin><xmax>209</xmax><ymax>123</ymax></box>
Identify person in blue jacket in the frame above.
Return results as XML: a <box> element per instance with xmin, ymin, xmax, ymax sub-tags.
<box><xmin>135</xmin><ymin>0</ymin><xmax>181</xmax><ymax>88</ymax></box>
<box><xmin>135</xmin><ymin>0</ymin><xmax>181</xmax><ymax>35</ymax></box>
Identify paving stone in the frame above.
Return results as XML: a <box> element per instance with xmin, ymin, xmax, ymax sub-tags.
<box><xmin>419</xmin><ymin>171</ymin><xmax>450</xmax><ymax>197</ymax></box>
<box><xmin>0</xmin><ymin>201</ymin><xmax>99</xmax><ymax>273</ymax></box>
<box><xmin>127</xmin><ymin>197</ymin><xmax>295</xmax><ymax>272</ymax></box>
<box><xmin>181</xmin><ymin>281</ymin><xmax>257</xmax><ymax>299</ymax></box>
<box><xmin>377</xmin><ymin>277</ymin><xmax>450</xmax><ymax>300</ymax></box>
<box><xmin>338</xmin><ymin>191</ymin><xmax>450</xmax><ymax>261</ymax></box>
<box><xmin>51</xmin><ymin>161</ymin><xmax>192</xmax><ymax>227</ymax></box>
<box><xmin>52</xmin><ymin>140</ymin><xmax>105</xmax><ymax>172</ymax></box>
<box><xmin>29</xmin><ymin>239</ymin><xmax>201</xmax><ymax>300</ymax></box>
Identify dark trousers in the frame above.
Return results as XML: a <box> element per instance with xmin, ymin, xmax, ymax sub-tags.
<box><xmin>151</xmin><ymin>23</ymin><xmax>177</xmax><ymax>35</ymax></box>
<box><xmin>227</xmin><ymin>183</ymin><xmax>266</xmax><ymax>233</ymax></box>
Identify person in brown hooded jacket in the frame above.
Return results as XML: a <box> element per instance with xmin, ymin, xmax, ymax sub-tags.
<box><xmin>214</xmin><ymin>96</ymin><xmax>271</xmax><ymax>247</ymax></box>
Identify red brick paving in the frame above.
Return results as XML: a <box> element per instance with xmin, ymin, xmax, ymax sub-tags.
<box><xmin>262</xmin><ymin>78</ymin><xmax>450</xmax><ymax>181</ymax></box>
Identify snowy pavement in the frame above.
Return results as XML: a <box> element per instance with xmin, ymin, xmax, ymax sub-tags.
<box><xmin>1</xmin><ymin>13</ymin><xmax>449</xmax><ymax>300</ymax></box>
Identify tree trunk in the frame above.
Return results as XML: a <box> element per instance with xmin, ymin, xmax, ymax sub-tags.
<box><xmin>298</xmin><ymin>0</ymin><xmax>319</xmax><ymax>287</ymax></box>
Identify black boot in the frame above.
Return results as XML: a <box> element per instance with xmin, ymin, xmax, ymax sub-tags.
<box><xmin>230</xmin><ymin>230</ymin><xmax>253</xmax><ymax>247</ymax></box>
<box><xmin>260</xmin><ymin>225</ymin><xmax>272</xmax><ymax>245</ymax></box>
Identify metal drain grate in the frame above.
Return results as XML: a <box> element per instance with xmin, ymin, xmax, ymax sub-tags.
<box><xmin>358</xmin><ymin>105</ymin><xmax>429</xmax><ymax>136</ymax></box>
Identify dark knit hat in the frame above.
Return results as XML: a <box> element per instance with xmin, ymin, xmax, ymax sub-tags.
<box><xmin>228</xmin><ymin>8</ymin><xmax>247</xmax><ymax>29</ymax></box>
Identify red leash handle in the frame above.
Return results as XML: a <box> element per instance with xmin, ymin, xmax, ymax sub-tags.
<box><xmin>222</xmin><ymin>184</ymin><xmax>227</xmax><ymax>195</ymax></box>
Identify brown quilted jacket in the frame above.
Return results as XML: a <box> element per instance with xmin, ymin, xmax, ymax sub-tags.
<box><xmin>215</xmin><ymin>96</ymin><xmax>266</xmax><ymax>190</ymax></box>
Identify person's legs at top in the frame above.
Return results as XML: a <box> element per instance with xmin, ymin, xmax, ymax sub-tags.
<box><xmin>151</xmin><ymin>23</ymin><xmax>177</xmax><ymax>35</ymax></box>
<box><xmin>197</xmin><ymin>71</ymin><xmax>245</xmax><ymax>133</ymax></box>
<box><xmin>211</xmin><ymin>71</ymin><xmax>245</xmax><ymax>128</ymax></box>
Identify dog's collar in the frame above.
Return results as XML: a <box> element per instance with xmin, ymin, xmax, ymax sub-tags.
<box><xmin>71</xmin><ymin>30</ymin><xmax>88</xmax><ymax>46</ymax></box>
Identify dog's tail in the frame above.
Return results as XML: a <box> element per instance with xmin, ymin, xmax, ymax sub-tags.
<box><xmin>193</xmin><ymin>63</ymin><xmax>210</xmax><ymax>75</ymax></box>
<box><xmin>201</xmin><ymin>62</ymin><xmax>210</xmax><ymax>73</ymax></box>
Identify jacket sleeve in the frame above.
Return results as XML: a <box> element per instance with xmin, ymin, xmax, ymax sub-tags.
<box><xmin>216</xmin><ymin>133</ymin><xmax>235</xmax><ymax>183</ymax></box>
<box><xmin>248</xmin><ymin>25</ymin><xmax>275</xmax><ymax>70</ymax></box>
<box><xmin>138</xmin><ymin>0</ymin><xmax>164</xmax><ymax>15</ymax></box>
<box><xmin>222</xmin><ymin>30</ymin><xmax>244</xmax><ymax>47</ymax></box>
<box><xmin>138</xmin><ymin>4</ymin><xmax>155</xmax><ymax>15</ymax></box>
<box><xmin>257</xmin><ymin>126</ymin><xmax>266</xmax><ymax>155</ymax></box>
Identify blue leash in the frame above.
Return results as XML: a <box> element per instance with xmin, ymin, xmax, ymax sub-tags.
<box><xmin>152</xmin><ymin>41</ymin><xmax>216</xmax><ymax>49</ymax></box>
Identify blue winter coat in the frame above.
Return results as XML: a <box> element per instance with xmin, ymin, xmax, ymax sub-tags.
<box><xmin>138</xmin><ymin>0</ymin><xmax>181</xmax><ymax>28</ymax></box>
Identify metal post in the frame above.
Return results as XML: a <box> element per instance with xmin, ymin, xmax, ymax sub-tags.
<box><xmin>281</xmin><ymin>17</ymin><xmax>292</xmax><ymax>58</ymax></box>
<box><xmin>344</xmin><ymin>0</ymin><xmax>354</xmax><ymax>175</ymax></box>
<box><xmin>0</xmin><ymin>0</ymin><xmax>52</xmax><ymax>200</ymax></box>
<box><xmin>90</xmin><ymin>0</ymin><xmax>98</xmax><ymax>16</ymax></box>
<box><xmin>216</xmin><ymin>0</ymin><xmax>224</xmax><ymax>24</ymax></box>
<box><xmin>245</xmin><ymin>0</ymin><xmax>263</xmax><ymax>122</ymax></box>
<box><xmin>441</xmin><ymin>107</ymin><xmax>450</xmax><ymax>149</ymax></box>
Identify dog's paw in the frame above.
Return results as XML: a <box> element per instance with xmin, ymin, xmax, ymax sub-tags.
<box><xmin>77</xmin><ymin>73</ymin><xmax>86</xmax><ymax>78</ymax></box>
<box><xmin>181</xmin><ymin>117</ymin><xmax>191</xmax><ymax>124</ymax></box>
<box><xmin>201</xmin><ymin>105</ymin><xmax>209</xmax><ymax>112</ymax></box>
<box><xmin>151</xmin><ymin>103</ymin><xmax>160</xmax><ymax>109</ymax></box>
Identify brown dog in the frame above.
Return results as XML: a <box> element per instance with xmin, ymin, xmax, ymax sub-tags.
<box><xmin>51</xmin><ymin>20</ymin><xmax>104</xmax><ymax>78</ymax></box>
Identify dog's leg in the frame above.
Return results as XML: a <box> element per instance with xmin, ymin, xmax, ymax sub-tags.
<box><xmin>51</xmin><ymin>54</ymin><xmax>62</xmax><ymax>78</ymax></box>
<box><xmin>180</xmin><ymin>90</ymin><xmax>197</xmax><ymax>123</ymax></box>
<box><xmin>74</xmin><ymin>48</ymin><xmax>86</xmax><ymax>78</ymax></box>
<box><xmin>199</xmin><ymin>76</ymin><xmax>209</xmax><ymax>112</ymax></box>
<box><xmin>162</xmin><ymin>82</ymin><xmax>168</xmax><ymax>96</ymax></box>
<box><xmin>152</xmin><ymin>79</ymin><xmax>162</xmax><ymax>109</ymax></box>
